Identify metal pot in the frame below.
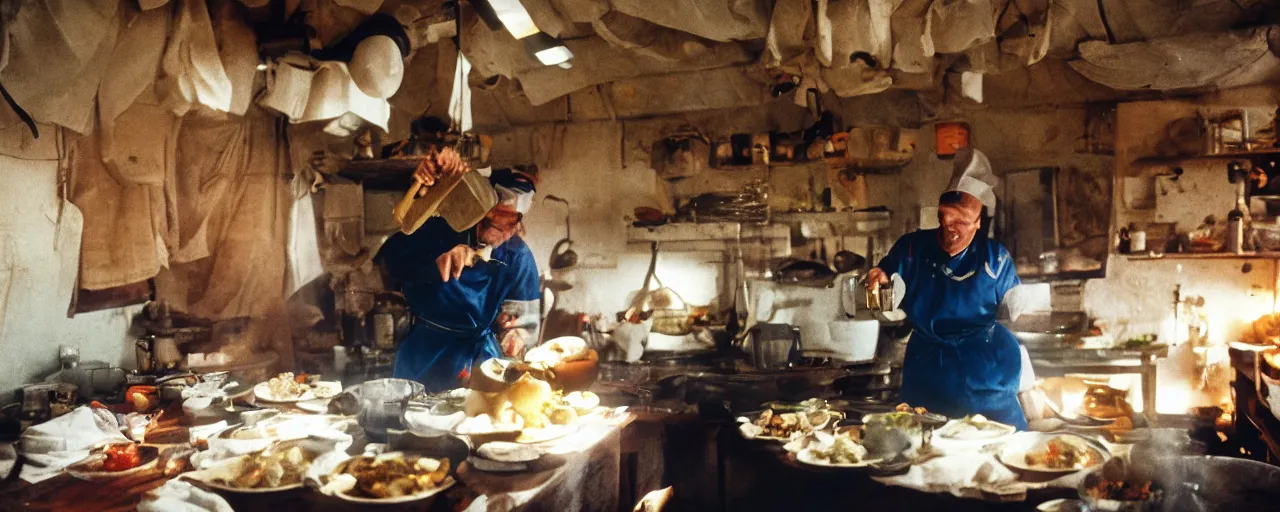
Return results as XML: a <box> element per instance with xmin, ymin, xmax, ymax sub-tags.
<box><xmin>746</xmin><ymin>323</ymin><xmax>801</xmax><ymax>370</ymax></box>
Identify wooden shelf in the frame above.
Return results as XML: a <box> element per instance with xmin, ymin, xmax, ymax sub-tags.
<box><xmin>626</xmin><ymin>223</ymin><xmax>790</xmax><ymax>254</ymax></box>
<box><xmin>1126</xmin><ymin>251</ymin><xmax>1280</xmax><ymax>260</ymax></box>
<box><xmin>771</xmin><ymin>210</ymin><xmax>891</xmax><ymax>235</ymax></box>
<box><xmin>627</xmin><ymin>223</ymin><xmax>789</xmax><ymax>243</ymax></box>
<box><xmin>1018</xmin><ymin>269</ymin><xmax>1106</xmax><ymax>282</ymax></box>
<box><xmin>709</xmin><ymin>157</ymin><xmax>909</xmax><ymax>174</ymax></box>
<box><xmin>1134</xmin><ymin>147</ymin><xmax>1280</xmax><ymax>166</ymax></box>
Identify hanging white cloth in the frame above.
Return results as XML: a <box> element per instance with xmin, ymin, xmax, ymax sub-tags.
<box><xmin>0</xmin><ymin>0</ymin><xmax>119</xmax><ymax>133</ymax></box>
<box><xmin>258</xmin><ymin>55</ymin><xmax>390</xmax><ymax>131</ymax></box>
<box><xmin>448</xmin><ymin>53</ymin><xmax>474</xmax><ymax>132</ymax></box>
<box><xmin>287</xmin><ymin>172</ymin><xmax>324</xmax><ymax>295</ymax></box>
<box><xmin>159</xmin><ymin>0</ymin><xmax>234</xmax><ymax>115</ymax></box>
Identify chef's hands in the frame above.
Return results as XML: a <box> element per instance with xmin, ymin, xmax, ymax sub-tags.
<box><xmin>495</xmin><ymin>312</ymin><xmax>527</xmax><ymax>357</ymax></box>
<box><xmin>866</xmin><ymin>267</ymin><xmax>889</xmax><ymax>289</ymax></box>
<box><xmin>436</xmin><ymin>245</ymin><xmax>477</xmax><ymax>282</ymax></box>
<box><xmin>414</xmin><ymin>147</ymin><xmax>469</xmax><ymax>195</ymax></box>
<box><xmin>499</xmin><ymin>328</ymin><xmax>528</xmax><ymax>358</ymax></box>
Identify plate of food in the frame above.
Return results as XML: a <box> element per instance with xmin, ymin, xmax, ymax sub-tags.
<box><xmin>66</xmin><ymin>443</ymin><xmax>160</xmax><ymax>481</ymax></box>
<box><xmin>321</xmin><ymin>452</ymin><xmax>455</xmax><ymax>504</ymax></box>
<box><xmin>188</xmin><ymin>443</ymin><xmax>318</xmax><ymax>493</ymax></box>
<box><xmin>1081</xmin><ymin>474</ymin><xmax>1160</xmax><ymax>512</ymax></box>
<box><xmin>787</xmin><ymin>430</ymin><xmax>882</xmax><ymax>469</ymax></box>
<box><xmin>738</xmin><ymin>408</ymin><xmax>841</xmax><ymax>442</ymax></box>
<box><xmin>468</xmin><ymin>442</ymin><xmax>547</xmax><ymax>473</ymax></box>
<box><xmin>254</xmin><ymin>373</ymin><xmax>315</xmax><ymax>403</ymax></box>
<box><xmin>935</xmin><ymin>415</ymin><xmax>1016</xmax><ymax>444</ymax></box>
<box><xmin>455</xmin><ymin>374</ymin><xmax>585</xmax><ymax>445</ymax></box>
<box><xmin>999</xmin><ymin>433</ymin><xmax>1111</xmax><ymax>475</ymax></box>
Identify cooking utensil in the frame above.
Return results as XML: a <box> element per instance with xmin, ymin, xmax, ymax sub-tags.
<box><xmin>832</xmin><ymin>251</ymin><xmax>865</xmax><ymax>274</ymax></box>
<box><xmin>746</xmin><ymin>324</ymin><xmax>801</xmax><ymax>370</ymax></box>
<box><xmin>865</xmin><ymin>281</ymin><xmax>894</xmax><ymax>313</ymax></box>
<box><xmin>827</xmin><ymin>320</ymin><xmax>880</xmax><ymax>362</ymax></box>
<box><xmin>1044</xmin><ymin>398</ymin><xmax>1117</xmax><ymax>427</ymax></box>
<box><xmin>545</xmin><ymin>195</ymin><xmax>578</xmax><ymax>270</ymax></box>
<box><xmin>774</xmin><ymin>258</ymin><xmax>837</xmax><ymax>288</ymax></box>
<box><xmin>393</xmin><ymin>164</ymin><xmax>497</xmax><ymax>235</ymax></box>
<box><xmin>354</xmin><ymin>378</ymin><xmax>427</xmax><ymax>442</ymax></box>
<box><xmin>1078</xmin><ymin>458</ymin><xmax>1163</xmax><ymax>512</ymax></box>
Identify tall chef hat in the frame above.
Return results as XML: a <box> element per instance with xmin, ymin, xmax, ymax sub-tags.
<box><xmin>489</xmin><ymin>168</ymin><xmax>537</xmax><ymax>215</ymax></box>
<box><xmin>943</xmin><ymin>148</ymin><xmax>998</xmax><ymax>210</ymax></box>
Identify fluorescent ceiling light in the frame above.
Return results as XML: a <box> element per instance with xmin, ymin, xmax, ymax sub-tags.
<box><xmin>487</xmin><ymin>0</ymin><xmax>539</xmax><ymax>39</ymax></box>
<box><xmin>525</xmin><ymin>32</ymin><xmax>573</xmax><ymax>67</ymax></box>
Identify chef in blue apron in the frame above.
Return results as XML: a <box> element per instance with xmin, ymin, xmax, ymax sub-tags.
<box><xmin>867</xmin><ymin>148</ymin><xmax>1027</xmax><ymax>429</ymax></box>
<box><xmin>376</xmin><ymin>149</ymin><xmax>541</xmax><ymax>391</ymax></box>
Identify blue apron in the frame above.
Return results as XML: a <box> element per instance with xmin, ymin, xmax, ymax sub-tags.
<box><xmin>392</xmin><ymin>319</ymin><xmax>502</xmax><ymax>391</ymax></box>
<box><xmin>877</xmin><ymin>229</ymin><xmax>1027</xmax><ymax>430</ymax></box>
<box><xmin>377</xmin><ymin>218</ymin><xmax>541</xmax><ymax>392</ymax></box>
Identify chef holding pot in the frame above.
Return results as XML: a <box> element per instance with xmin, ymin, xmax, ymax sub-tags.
<box><xmin>865</xmin><ymin>148</ymin><xmax>1028</xmax><ymax>429</ymax></box>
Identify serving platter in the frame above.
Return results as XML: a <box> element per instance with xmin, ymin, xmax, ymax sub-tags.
<box><xmin>66</xmin><ymin>444</ymin><xmax>161</xmax><ymax>481</ymax></box>
<box><xmin>184</xmin><ymin>456</ymin><xmax>308</xmax><ymax>495</ymax></box>
<box><xmin>793</xmin><ymin>449</ymin><xmax>883</xmax><ymax>469</ymax></box>
<box><xmin>998</xmin><ymin>432</ymin><xmax>1111</xmax><ymax>475</ymax></box>
<box><xmin>253</xmin><ymin>382</ymin><xmax>315</xmax><ymax>403</ymax></box>
<box><xmin>933</xmin><ymin>417</ymin><xmax>1017</xmax><ymax>449</ymax></box>
<box><xmin>331</xmin><ymin>475</ymin><xmax>456</xmax><ymax>505</ymax></box>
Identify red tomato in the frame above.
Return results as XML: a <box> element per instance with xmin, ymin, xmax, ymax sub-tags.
<box><xmin>103</xmin><ymin>443</ymin><xmax>140</xmax><ymax>471</ymax></box>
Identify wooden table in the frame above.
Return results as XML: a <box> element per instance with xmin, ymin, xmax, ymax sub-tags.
<box><xmin>0</xmin><ymin>419</ymin><xmax>634</xmax><ymax>512</ymax></box>
<box><xmin>717</xmin><ymin>425</ymin><xmax>1075</xmax><ymax>512</ymax></box>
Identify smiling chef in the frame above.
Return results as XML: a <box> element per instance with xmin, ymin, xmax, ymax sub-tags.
<box><xmin>866</xmin><ymin>148</ymin><xmax>1027</xmax><ymax>429</ymax></box>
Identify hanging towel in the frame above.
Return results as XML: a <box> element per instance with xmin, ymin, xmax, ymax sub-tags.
<box><xmin>158</xmin><ymin>0</ymin><xmax>234</xmax><ymax>115</ymax></box>
<box><xmin>288</xmin><ymin>171</ymin><xmax>324</xmax><ymax>294</ymax></box>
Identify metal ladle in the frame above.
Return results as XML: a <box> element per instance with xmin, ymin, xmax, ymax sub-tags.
<box><xmin>545</xmin><ymin>195</ymin><xmax>578</xmax><ymax>270</ymax></box>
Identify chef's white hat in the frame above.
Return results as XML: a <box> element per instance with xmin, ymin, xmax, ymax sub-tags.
<box><xmin>944</xmin><ymin>148</ymin><xmax>998</xmax><ymax>210</ymax></box>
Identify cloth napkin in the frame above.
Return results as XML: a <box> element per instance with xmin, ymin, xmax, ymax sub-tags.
<box><xmin>19</xmin><ymin>406</ymin><xmax>128</xmax><ymax>483</ymax></box>
<box><xmin>0</xmin><ymin>442</ymin><xmax>16</xmax><ymax>480</ymax></box>
<box><xmin>138</xmin><ymin>479</ymin><xmax>234</xmax><ymax>512</ymax></box>
<box><xmin>872</xmin><ymin>452</ymin><xmax>1021</xmax><ymax>499</ymax></box>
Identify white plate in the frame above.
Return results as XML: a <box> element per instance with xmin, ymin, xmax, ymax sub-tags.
<box><xmin>199</xmin><ymin>479</ymin><xmax>306</xmax><ymax>494</ymax></box>
<box><xmin>66</xmin><ymin>445</ymin><xmax>160</xmax><ymax>481</ymax></box>
<box><xmin>516</xmin><ymin>424</ymin><xmax>575</xmax><ymax>444</ymax></box>
<box><xmin>1036</xmin><ymin>498</ymin><xmax>1085</xmax><ymax>512</ymax></box>
<box><xmin>998</xmin><ymin>432</ymin><xmax>1111</xmax><ymax>475</ymax></box>
<box><xmin>794</xmin><ymin>449</ymin><xmax>882</xmax><ymax>468</ymax></box>
<box><xmin>935</xmin><ymin>418</ymin><xmax>1016</xmax><ymax>444</ymax></box>
<box><xmin>296</xmin><ymin>399</ymin><xmax>330</xmax><ymax>414</ymax></box>
<box><xmin>477</xmin><ymin>442</ymin><xmax>543</xmax><ymax>463</ymax></box>
<box><xmin>335</xmin><ymin>477</ymin><xmax>454</xmax><ymax>504</ymax></box>
<box><xmin>184</xmin><ymin>457</ymin><xmax>308</xmax><ymax>494</ymax></box>
<box><xmin>736</xmin><ymin>418</ymin><xmax>802</xmax><ymax>443</ymax></box>
<box><xmin>253</xmin><ymin>382</ymin><xmax>315</xmax><ymax>403</ymax></box>
<box><xmin>468</xmin><ymin>457</ymin><xmax>529</xmax><ymax>473</ymax></box>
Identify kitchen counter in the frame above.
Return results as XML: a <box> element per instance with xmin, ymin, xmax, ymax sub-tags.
<box><xmin>1025</xmin><ymin>344</ymin><xmax>1168</xmax><ymax>425</ymax></box>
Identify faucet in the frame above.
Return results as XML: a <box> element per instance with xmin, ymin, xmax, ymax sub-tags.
<box><xmin>1173</xmin><ymin>284</ymin><xmax>1181</xmax><ymax>330</ymax></box>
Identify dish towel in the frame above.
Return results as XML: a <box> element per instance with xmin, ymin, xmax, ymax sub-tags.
<box><xmin>18</xmin><ymin>406</ymin><xmax>128</xmax><ymax>483</ymax></box>
<box><xmin>139</xmin><ymin>479</ymin><xmax>233</xmax><ymax>512</ymax></box>
<box><xmin>287</xmin><ymin>171</ymin><xmax>324</xmax><ymax>294</ymax></box>
<box><xmin>872</xmin><ymin>452</ymin><xmax>1021</xmax><ymax>499</ymax></box>
<box><xmin>0</xmin><ymin>442</ymin><xmax>16</xmax><ymax>480</ymax></box>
